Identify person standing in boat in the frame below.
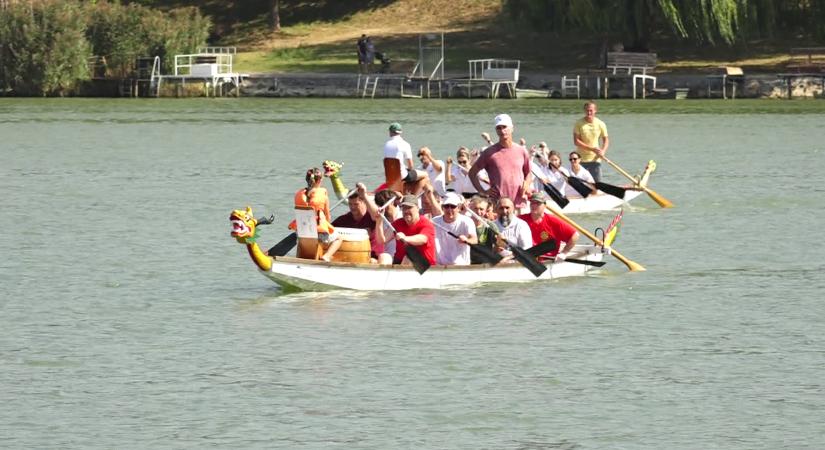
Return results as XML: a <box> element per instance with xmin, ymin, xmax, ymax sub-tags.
<box><xmin>492</xmin><ymin>197</ymin><xmax>532</xmax><ymax>259</ymax></box>
<box><xmin>565</xmin><ymin>151</ymin><xmax>596</xmax><ymax>198</ymax></box>
<box><xmin>383</xmin><ymin>122</ymin><xmax>429</xmax><ymax>194</ymax></box>
<box><xmin>573</xmin><ymin>100</ymin><xmax>610</xmax><ymax>182</ymax></box>
<box><xmin>432</xmin><ymin>192</ymin><xmax>476</xmax><ymax>265</ymax></box>
<box><xmin>518</xmin><ymin>191</ymin><xmax>579</xmax><ymax>262</ymax></box>
<box><xmin>375</xmin><ymin>194</ymin><xmax>436</xmax><ymax>266</ymax></box>
<box><xmin>469</xmin><ymin>114</ymin><xmax>532</xmax><ymax>211</ymax></box>
<box><xmin>289</xmin><ymin>167</ymin><xmax>343</xmax><ymax>262</ymax></box>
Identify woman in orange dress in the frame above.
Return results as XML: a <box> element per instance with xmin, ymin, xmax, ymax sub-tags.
<box><xmin>290</xmin><ymin>167</ymin><xmax>342</xmax><ymax>261</ymax></box>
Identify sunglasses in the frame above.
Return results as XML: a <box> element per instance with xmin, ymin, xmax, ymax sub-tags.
<box><xmin>442</xmin><ymin>204</ymin><xmax>458</xmax><ymax>209</ymax></box>
<box><xmin>457</xmin><ymin>159</ymin><xmax>468</xmax><ymax>164</ymax></box>
<box><xmin>569</xmin><ymin>157</ymin><xmax>580</xmax><ymax>161</ymax></box>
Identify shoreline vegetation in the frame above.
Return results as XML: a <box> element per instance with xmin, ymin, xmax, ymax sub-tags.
<box><xmin>1</xmin><ymin>0</ymin><xmax>824</xmax><ymax>96</ymax></box>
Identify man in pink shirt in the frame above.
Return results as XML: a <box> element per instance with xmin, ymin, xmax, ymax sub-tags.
<box><xmin>468</xmin><ymin>113</ymin><xmax>532</xmax><ymax>209</ymax></box>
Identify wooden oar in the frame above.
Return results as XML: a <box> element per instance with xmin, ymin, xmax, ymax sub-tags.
<box><xmin>431</xmin><ymin>219</ymin><xmax>503</xmax><ymax>265</ymax></box>
<box><xmin>529</xmin><ymin>167</ymin><xmax>569</xmax><ymax>208</ymax></box>
<box><xmin>600</xmin><ymin>156</ymin><xmax>673</xmax><ymax>208</ymax></box>
<box><xmin>466</xmin><ymin>208</ymin><xmax>546</xmax><ymax>277</ymax></box>
<box><xmin>267</xmin><ymin>189</ymin><xmax>353</xmax><ymax>257</ymax></box>
<box><xmin>378</xmin><ymin>213</ymin><xmax>431</xmax><ymax>274</ymax></box>
<box><xmin>544</xmin><ymin>202</ymin><xmax>645</xmax><ymax>272</ymax></box>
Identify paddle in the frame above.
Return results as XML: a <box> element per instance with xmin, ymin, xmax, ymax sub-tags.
<box><xmin>558</xmin><ymin>170</ymin><xmax>628</xmax><ymax>200</ymax></box>
<box><xmin>378</xmin><ymin>213</ymin><xmax>431</xmax><ymax>275</ymax></box>
<box><xmin>267</xmin><ymin>189</ymin><xmax>353</xmax><ymax>257</ymax></box>
<box><xmin>529</xmin><ymin>167</ymin><xmax>569</xmax><ymax>208</ymax></box>
<box><xmin>599</xmin><ymin>155</ymin><xmax>673</xmax><ymax>208</ymax></box>
<box><xmin>466</xmin><ymin>208</ymin><xmax>546</xmax><ymax>277</ymax></box>
<box><xmin>431</xmin><ymin>219</ymin><xmax>503</xmax><ymax>265</ymax></box>
<box><xmin>544</xmin><ymin>201</ymin><xmax>645</xmax><ymax>272</ymax></box>
<box><xmin>524</xmin><ymin>235</ymin><xmax>607</xmax><ymax>267</ymax></box>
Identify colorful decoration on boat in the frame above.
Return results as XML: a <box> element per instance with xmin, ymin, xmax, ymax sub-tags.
<box><xmin>322</xmin><ymin>160</ymin><xmax>349</xmax><ymax>200</ymax></box>
<box><xmin>229</xmin><ymin>206</ymin><xmax>272</xmax><ymax>271</ymax></box>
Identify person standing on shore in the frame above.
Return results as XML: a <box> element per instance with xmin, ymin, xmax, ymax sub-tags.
<box><xmin>469</xmin><ymin>114</ymin><xmax>532</xmax><ymax>211</ymax></box>
<box><xmin>357</xmin><ymin>34</ymin><xmax>367</xmax><ymax>73</ymax></box>
<box><xmin>573</xmin><ymin>101</ymin><xmax>609</xmax><ymax>182</ymax></box>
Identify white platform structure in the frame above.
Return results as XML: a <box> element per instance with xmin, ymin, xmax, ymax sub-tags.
<box><xmin>450</xmin><ymin>59</ymin><xmax>521</xmax><ymax>98</ymax></box>
<box><xmin>153</xmin><ymin>47</ymin><xmax>247</xmax><ymax>97</ymax></box>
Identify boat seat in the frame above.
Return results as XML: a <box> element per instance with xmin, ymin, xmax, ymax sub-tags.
<box><xmin>383</xmin><ymin>157</ymin><xmax>403</xmax><ymax>192</ymax></box>
<box><xmin>294</xmin><ymin>206</ymin><xmax>321</xmax><ymax>259</ymax></box>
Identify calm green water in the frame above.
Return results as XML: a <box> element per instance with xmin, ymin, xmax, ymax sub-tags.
<box><xmin>2</xmin><ymin>98</ymin><xmax>824</xmax><ymax>449</ymax></box>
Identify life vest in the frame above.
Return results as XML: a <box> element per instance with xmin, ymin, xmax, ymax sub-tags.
<box><xmin>288</xmin><ymin>188</ymin><xmax>335</xmax><ymax>235</ymax></box>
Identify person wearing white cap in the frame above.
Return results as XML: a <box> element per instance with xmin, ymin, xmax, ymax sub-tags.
<box><xmin>468</xmin><ymin>113</ymin><xmax>532</xmax><ymax>210</ymax></box>
<box><xmin>431</xmin><ymin>192</ymin><xmax>477</xmax><ymax>265</ymax></box>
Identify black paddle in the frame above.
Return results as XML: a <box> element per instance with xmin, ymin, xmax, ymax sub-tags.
<box><xmin>562</xmin><ymin>171</ymin><xmax>628</xmax><ymax>200</ymax></box>
<box><xmin>379</xmin><ymin>213</ymin><xmax>431</xmax><ymax>275</ymax></box>
<box><xmin>526</xmin><ymin>238</ymin><xmax>606</xmax><ymax>267</ymax></box>
<box><xmin>530</xmin><ymin>167</ymin><xmax>569</xmax><ymax>208</ymax></box>
<box><xmin>467</xmin><ymin>208</ymin><xmax>546</xmax><ymax>277</ymax></box>
<box><xmin>267</xmin><ymin>189</ymin><xmax>353</xmax><ymax>257</ymax></box>
<box><xmin>431</xmin><ymin>219</ymin><xmax>503</xmax><ymax>265</ymax></box>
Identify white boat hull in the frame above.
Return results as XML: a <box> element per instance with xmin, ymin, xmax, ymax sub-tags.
<box><xmin>260</xmin><ymin>245</ymin><xmax>606</xmax><ymax>291</ymax></box>
<box><xmin>552</xmin><ymin>190</ymin><xmax>643</xmax><ymax>214</ymax></box>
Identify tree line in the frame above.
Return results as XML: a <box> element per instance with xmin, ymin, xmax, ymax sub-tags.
<box><xmin>504</xmin><ymin>0</ymin><xmax>825</xmax><ymax>51</ymax></box>
<box><xmin>0</xmin><ymin>0</ymin><xmax>209</xmax><ymax>96</ymax></box>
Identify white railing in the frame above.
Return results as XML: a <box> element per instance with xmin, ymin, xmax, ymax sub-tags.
<box><xmin>174</xmin><ymin>53</ymin><xmax>233</xmax><ymax>77</ymax></box>
<box><xmin>468</xmin><ymin>59</ymin><xmax>521</xmax><ymax>81</ymax></box>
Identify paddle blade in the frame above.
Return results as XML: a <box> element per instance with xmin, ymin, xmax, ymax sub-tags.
<box><xmin>470</xmin><ymin>243</ymin><xmax>504</xmax><ymax>265</ymax></box>
<box><xmin>568</xmin><ymin>176</ymin><xmax>593</xmax><ymax>197</ymax></box>
<box><xmin>644</xmin><ymin>186</ymin><xmax>674</xmax><ymax>208</ymax></box>
<box><xmin>594</xmin><ymin>181</ymin><xmax>627</xmax><ymax>199</ymax></box>
<box><xmin>267</xmin><ymin>232</ymin><xmax>297</xmax><ymax>257</ymax></box>
<box><xmin>510</xmin><ymin>245</ymin><xmax>547</xmax><ymax>277</ymax></box>
<box><xmin>526</xmin><ymin>239</ymin><xmax>557</xmax><ymax>258</ymax></box>
<box><xmin>564</xmin><ymin>258</ymin><xmax>607</xmax><ymax>267</ymax></box>
<box><xmin>542</xmin><ymin>183</ymin><xmax>569</xmax><ymax>208</ymax></box>
<box><xmin>405</xmin><ymin>245</ymin><xmax>431</xmax><ymax>275</ymax></box>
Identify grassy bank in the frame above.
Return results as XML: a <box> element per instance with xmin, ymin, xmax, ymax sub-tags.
<box><xmin>147</xmin><ymin>0</ymin><xmax>821</xmax><ymax>75</ymax></box>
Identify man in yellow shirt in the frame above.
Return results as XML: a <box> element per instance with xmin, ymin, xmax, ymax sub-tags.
<box><xmin>572</xmin><ymin>101</ymin><xmax>609</xmax><ymax>182</ymax></box>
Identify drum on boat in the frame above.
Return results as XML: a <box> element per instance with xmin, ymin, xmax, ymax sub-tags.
<box><xmin>333</xmin><ymin>227</ymin><xmax>370</xmax><ymax>263</ymax></box>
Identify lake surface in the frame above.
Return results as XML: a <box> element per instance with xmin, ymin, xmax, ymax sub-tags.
<box><xmin>2</xmin><ymin>98</ymin><xmax>824</xmax><ymax>449</ymax></box>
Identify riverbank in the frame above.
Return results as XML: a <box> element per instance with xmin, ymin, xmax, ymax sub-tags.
<box><xmin>237</xmin><ymin>71</ymin><xmax>823</xmax><ymax>99</ymax></box>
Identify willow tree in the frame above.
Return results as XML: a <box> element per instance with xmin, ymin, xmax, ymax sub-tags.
<box><xmin>505</xmin><ymin>0</ymin><xmax>747</xmax><ymax>50</ymax></box>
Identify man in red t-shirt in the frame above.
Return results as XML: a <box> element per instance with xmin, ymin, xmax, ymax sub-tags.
<box><xmin>376</xmin><ymin>194</ymin><xmax>436</xmax><ymax>265</ymax></box>
<box><xmin>518</xmin><ymin>191</ymin><xmax>579</xmax><ymax>262</ymax></box>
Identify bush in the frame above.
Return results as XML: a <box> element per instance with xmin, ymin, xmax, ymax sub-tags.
<box><xmin>0</xmin><ymin>1</ymin><xmax>90</xmax><ymax>96</ymax></box>
<box><xmin>0</xmin><ymin>0</ymin><xmax>211</xmax><ymax>96</ymax></box>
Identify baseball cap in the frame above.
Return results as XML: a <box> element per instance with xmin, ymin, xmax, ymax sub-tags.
<box><xmin>399</xmin><ymin>194</ymin><xmax>418</xmax><ymax>208</ymax></box>
<box><xmin>529</xmin><ymin>191</ymin><xmax>547</xmax><ymax>203</ymax></box>
<box><xmin>493</xmin><ymin>114</ymin><xmax>513</xmax><ymax>128</ymax></box>
<box><xmin>441</xmin><ymin>192</ymin><xmax>462</xmax><ymax>206</ymax></box>
<box><xmin>389</xmin><ymin>122</ymin><xmax>403</xmax><ymax>133</ymax></box>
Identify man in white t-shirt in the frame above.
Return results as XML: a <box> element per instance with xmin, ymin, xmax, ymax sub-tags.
<box><xmin>432</xmin><ymin>192</ymin><xmax>477</xmax><ymax>265</ymax></box>
<box><xmin>417</xmin><ymin>146</ymin><xmax>446</xmax><ymax>197</ymax></box>
<box><xmin>493</xmin><ymin>197</ymin><xmax>532</xmax><ymax>259</ymax></box>
<box><xmin>383</xmin><ymin>122</ymin><xmax>428</xmax><ymax>193</ymax></box>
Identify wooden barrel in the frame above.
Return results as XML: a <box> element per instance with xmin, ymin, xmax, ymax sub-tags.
<box><xmin>332</xmin><ymin>227</ymin><xmax>370</xmax><ymax>263</ymax></box>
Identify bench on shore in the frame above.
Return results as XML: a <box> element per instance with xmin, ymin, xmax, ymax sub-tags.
<box><xmin>606</xmin><ymin>52</ymin><xmax>657</xmax><ymax>74</ymax></box>
<box><xmin>788</xmin><ymin>47</ymin><xmax>825</xmax><ymax>73</ymax></box>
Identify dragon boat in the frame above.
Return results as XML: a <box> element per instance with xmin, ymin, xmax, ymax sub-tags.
<box><xmin>228</xmin><ymin>159</ymin><xmax>637</xmax><ymax>292</ymax></box>
<box><xmin>229</xmin><ymin>205</ymin><xmax>610</xmax><ymax>291</ymax></box>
